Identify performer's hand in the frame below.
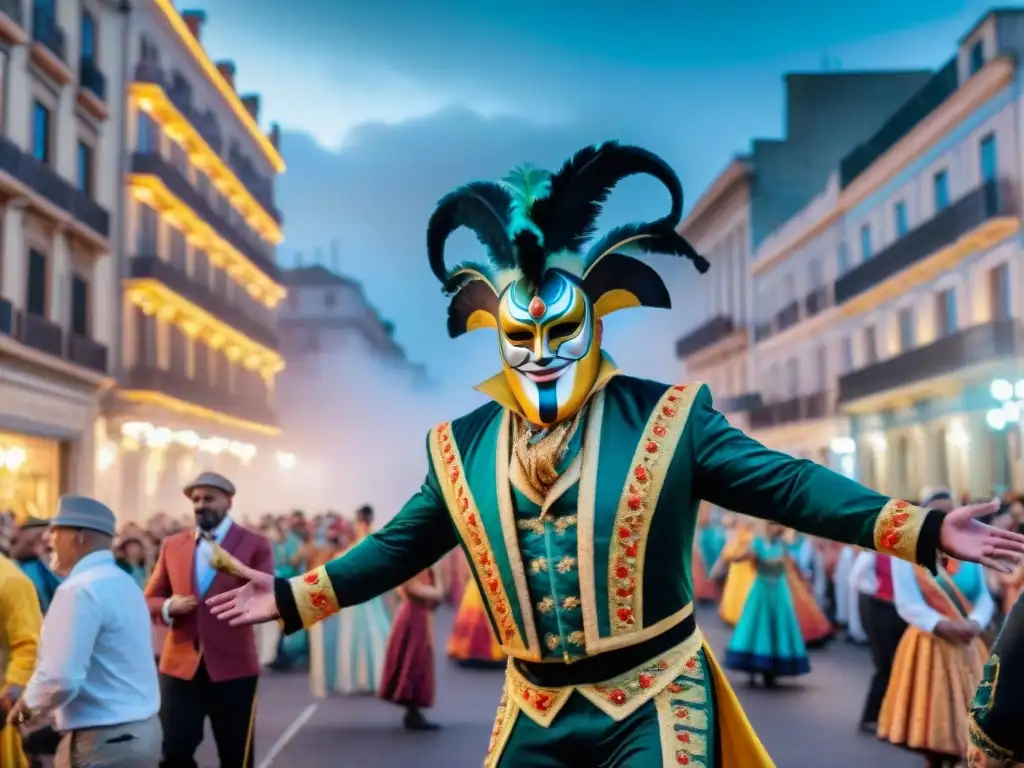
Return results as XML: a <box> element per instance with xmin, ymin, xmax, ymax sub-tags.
<box><xmin>206</xmin><ymin>562</ymin><xmax>278</xmax><ymax>626</ymax></box>
<box><xmin>939</xmin><ymin>501</ymin><xmax>1024</xmax><ymax>573</ymax></box>
<box><xmin>4</xmin><ymin>697</ymin><xmax>24</xmax><ymax>727</ymax></box>
<box><xmin>167</xmin><ymin>594</ymin><xmax>199</xmax><ymax>616</ymax></box>
<box><xmin>934</xmin><ymin>619</ymin><xmax>975</xmax><ymax>645</ymax></box>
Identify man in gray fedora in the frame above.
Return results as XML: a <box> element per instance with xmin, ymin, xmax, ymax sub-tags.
<box><xmin>8</xmin><ymin>496</ymin><xmax>161</xmax><ymax>767</ymax></box>
<box><xmin>145</xmin><ymin>472</ymin><xmax>272</xmax><ymax>768</ymax></box>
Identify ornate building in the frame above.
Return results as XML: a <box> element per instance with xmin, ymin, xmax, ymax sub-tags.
<box><xmin>95</xmin><ymin>3</ymin><xmax>286</xmax><ymax>519</ymax></box>
<box><xmin>0</xmin><ymin>0</ymin><xmax>126</xmax><ymax>520</ymax></box>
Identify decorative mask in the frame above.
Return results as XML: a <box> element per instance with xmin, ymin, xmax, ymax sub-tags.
<box><xmin>426</xmin><ymin>142</ymin><xmax>709</xmax><ymax>428</ymax></box>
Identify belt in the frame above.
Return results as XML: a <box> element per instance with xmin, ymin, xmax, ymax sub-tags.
<box><xmin>514</xmin><ymin>611</ymin><xmax>697</xmax><ymax>687</ymax></box>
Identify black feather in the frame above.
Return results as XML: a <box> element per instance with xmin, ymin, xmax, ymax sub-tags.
<box><xmin>531</xmin><ymin>143</ymin><xmax>687</xmax><ymax>255</ymax></box>
<box><xmin>426</xmin><ymin>182</ymin><xmax>515</xmax><ymax>286</ymax></box>
<box><xmin>584</xmin><ymin>223</ymin><xmax>709</xmax><ymax>274</ymax></box>
<box><xmin>513</xmin><ymin>230</ymin><xmax>547</xmax><ymax>288</ymax></box>
<box><xmin>446</xmin><ymin>280</ymin><xmax>499</xmax><ymax>339</ymax></box>
<box><xmin>441</xmin><ymin>261</ymin><xmax>494</xmax><ymax>296</ymax></box>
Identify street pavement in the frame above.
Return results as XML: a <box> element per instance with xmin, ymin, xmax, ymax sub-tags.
<box><xmin>198</xmin><ymin>605</ymin><xmax>922</xmax><ymax>768</ymax></box>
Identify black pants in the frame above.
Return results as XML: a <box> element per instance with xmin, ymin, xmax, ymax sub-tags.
<box><xmin>159</xmin><ymin>661</ymin><xmax>258</xmax><ymax>768</ymax></box>
<box><xmin>858</xmin><ymin>593</ymin><xmax>906</xmax><ymax>726</ymax></box>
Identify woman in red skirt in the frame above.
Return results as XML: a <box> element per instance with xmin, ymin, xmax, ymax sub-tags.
<box><xmin>379</xmin><ymin>565</ymin><xmax>444</xmax><ymax>730</ymax></box>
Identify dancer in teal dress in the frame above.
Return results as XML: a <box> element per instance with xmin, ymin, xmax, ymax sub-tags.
<box><xmin>725</xmin><ymin>522</ymin><xmax>811</xmax><ymax>687</ymax></box>
<box><xmin>698</xmin><ymin>522</ymin><xmax>727</xmax><ymax>581</ymax></box>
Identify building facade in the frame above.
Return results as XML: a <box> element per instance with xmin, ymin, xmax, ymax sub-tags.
<box><xmin>96</xmin><ymin>2</ymin><xmax>287</xmax><ymax>519</ymax></box>
<box><xmin>750</xmin><ymin>9</ymin><xmax>1024</xmax><ymax>498</ymax></box>
<box><xmin>0</xmin><ymin>0</ymin><xmax>126</xmax><ymax>520</ymax></box>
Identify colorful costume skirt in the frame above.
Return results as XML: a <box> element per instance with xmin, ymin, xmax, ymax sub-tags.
<box><xmin>877</xmin><ymin>627</ymin><xmax>987</xmax><ymax>759</ymax></box>
<box><xmin>725</xmin><ymin>572</ymin><xmax>810</xmax><ymax>677</ymax></box>
<box><xmin>691</xmin><ymin>543</ymin><xmax>721</xmax><ymax>604</ymax></box>
<box><xmin>783</xmin><ymin>559</ymin><xmax>833</xmax><ymax>647</ymax></box>
<box><xmin>0</xmin><ymin>725</ymin><xmax>27</xmax><ymax>768</ymax></box>
<box><xmin>719</xmin><ymin>560</ymin><xmax>755</xmax><ymax>627</ymax></box>
<box><xmin>309</xmin><ymin>596</ymin><xmax>392</xmax><ymax>696</ymax></box>
<box><xmin>448</xmin><ymin>581</ymin><xmax>505</xmax><ymax>666</ymax></box>
<box><xmin>379</xmin><ymin>600</ymin><xmax>436</xmax><ymax>709</ymax></box>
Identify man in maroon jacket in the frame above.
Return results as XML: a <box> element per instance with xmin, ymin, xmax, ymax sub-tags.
<box><xmin>145</xmin><ymin>472</ymin><xmax>273</xmax><ymax>768</ymax></box>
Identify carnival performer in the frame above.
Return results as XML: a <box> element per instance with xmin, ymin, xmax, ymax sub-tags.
<box><xmin>716</xmin><ymin>515</ymin><xmax>757</xmax><ymax>626</ymax></box>
<box><xmin>781</xmin><ymin>531</ymin><xmax>833</xmax><ymax>648</ymax></box>
<box><xmin>379</xmin><ymin>566</ymin><xmax>444</xmax><ymax>730</ymax></box>
<box><xmin>0</xmin><ymin>514</ymin><xmax>40</xmax><ymax>768</ymax></box>
<box><xmin>878</xmin><ymin>551</ymin><xmax>994</xmax><ymax>766</ymax></box>
<box><xmin>448</xmin><ymin>578</ymin><xmax>505</xmax><ymax>667</ymax></box>
<box><xmin>968</xmin><ymin>590</ymin><xmax>1024</xmax><ymax>767</ymax></box>
<box><xmin>724</xmin><ymin>522</ymin><xmax>810</xmax><ymax>686</ymax></box>
<box><xmin>207</xmin><ymin>142</ymin><xmax>1024</xmax><ymax>768</ymax></box>
<box><xmin>691</xmin><ymin>503</ymin><xmax>724</xmax><ymax>604</ymax></box>
<box><xmin>309</xmin><ymin>506</ymin><xmax>391</xmax><ymax>696</ymax></box>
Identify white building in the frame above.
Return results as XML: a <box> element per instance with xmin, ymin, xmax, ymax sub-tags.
<box><xmin>97</xmin><ymin>2</ymin><xmax>287</xmax><ymax>518</ymax></box>
<box><xmin>0</xmin><ymin>0</ymin><xmax>126</xmax><ymax>520</ymax></box>
<box><xmin>750</xmin><ymin>8</ymin><xmax>1024</xmax><ymax>498</ymax></box>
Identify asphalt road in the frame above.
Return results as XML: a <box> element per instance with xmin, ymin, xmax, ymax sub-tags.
<box><xmin>197</xmin><ymin>606</ymin><xmax>921</xmax><ymax>768</ymax></box>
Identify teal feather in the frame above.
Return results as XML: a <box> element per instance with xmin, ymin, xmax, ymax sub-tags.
<box><xmin>501</xmin><ymin>164</ymin><xmax>551</xmax><ymax>243</ymax></box>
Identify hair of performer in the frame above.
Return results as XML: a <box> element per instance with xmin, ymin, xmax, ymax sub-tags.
<box><xmin>426</xmin><ymin>141</ymin><xmax>710</xmax><ymax>428</ymax></box>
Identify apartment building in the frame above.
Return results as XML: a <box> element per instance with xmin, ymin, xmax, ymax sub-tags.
<box><xmin>750</xmin><ymin>8</ymin><xmax>1024</xmax><ymax>498</ymax></box>
<box><xmin>676</xmin><ymin>71</ymin><xmax>932</xmax><ymax>440</ymax></box>
<box><xmin>0</xmin><ymin>0</ymin><xmax>125</xmax><ymax>519</ymax></box>
<box><xmin>96</xmin><ymin>2</ymin><xmax>287</xmax><ymax>518</ymax></box>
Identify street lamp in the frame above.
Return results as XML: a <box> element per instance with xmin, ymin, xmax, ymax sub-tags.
<box><xmin>986</xmin><ymin>378</ymin><xmax>1024</xmax><ymax>431</ymax></box>
<box><xmin>275</xmin><ymin>451</ymin><xmax>297</xmax><ymax>470</ymax></box>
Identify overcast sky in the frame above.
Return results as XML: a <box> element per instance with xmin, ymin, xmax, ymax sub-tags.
<box><xmin>195</xmin><ymin>0</ymin><xmax>995</xmax><ymax>391</ymax></box>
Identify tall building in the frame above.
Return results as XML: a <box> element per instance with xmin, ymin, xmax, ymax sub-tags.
<box><xmin>676</xmin><ymin>70</ymin><xmax>933</xmax><ymax>440</ymax></box>
<box><xmin>0</xmin><ymin>0</ymin><xmax>126</xmax><ymax>519</ymax></box>
<box><xmin>96</xmin><ymin>2</ymin><xmax>286</xmax><ymax>518</ymax></box>
<box><xmin>750</xmin><ymin>8</ymin><xmax>1024</xmax><ymax>497</ymax></box>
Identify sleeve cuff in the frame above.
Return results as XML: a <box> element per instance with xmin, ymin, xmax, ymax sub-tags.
<box><xmin>161</xmin><ymin>599</ymin><xmax>173</xmax><ymax>626</ymax></box>
<box><xmin>872</xmin><ymin>499</ymin><xmax>943</xmax><ymax>571</ymax></box>
<box><xmin>275</xmin><ymin>566</ymin><xmax>340</xmax><ymax>634</ymax></box>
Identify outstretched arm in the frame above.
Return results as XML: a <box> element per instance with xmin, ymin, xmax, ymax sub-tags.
<box><xmin>274</xmin><ymin>444</ymin><xmax>457</xmax><ymax>634</ymax></box>
<box><xmin>690</xmin><ymin>384</ymin><xmax>943</xmax><ymax>570</ymax></box>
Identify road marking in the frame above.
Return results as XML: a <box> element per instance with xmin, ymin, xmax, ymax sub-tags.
<box><xmin>257</xmin><ymin>702</ymin><xmax>318</xmax><ymax>768</ymax></box>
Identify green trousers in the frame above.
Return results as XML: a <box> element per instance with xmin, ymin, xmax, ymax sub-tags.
<box><xmin>493</xmin><ymin>651</ymin><xmax>717</xmax><ymax>767</ymax></box>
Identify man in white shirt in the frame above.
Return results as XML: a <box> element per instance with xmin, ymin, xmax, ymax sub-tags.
<box><xmin>7</xmin><ymin>496</ymin><xmax>161</xmax><ymax>767</ymax></box>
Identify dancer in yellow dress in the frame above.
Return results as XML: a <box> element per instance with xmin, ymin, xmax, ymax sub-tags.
<box><xmin>716</xmin><ymin>515</ymin><xmax>757</xmax><ymax>626</ymax></box>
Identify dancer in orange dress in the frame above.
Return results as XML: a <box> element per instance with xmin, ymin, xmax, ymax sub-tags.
<box><xmin>692</xmin><ymin>503</ymin><xmax>725</xmax><ymax>604</ymax></box>
<box><xmin>782</xmin><ymin>531</ymin><xmax>833</xmax><ymax>647</ymax></box>
<box><xmin>447</xmin><ymin>579</ymin><xmax>505</xmax><ymax>667</ymax></box>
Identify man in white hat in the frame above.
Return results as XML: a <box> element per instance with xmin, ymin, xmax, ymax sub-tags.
<box><xmin>7</xmin><ymin>496</ymin><xmax>161</xmax><ymax>767</ymax></box>
<box><xmin>145</xmin><ymin>473</ymin><xmax>272</xmax><ymax>768</ymax></box>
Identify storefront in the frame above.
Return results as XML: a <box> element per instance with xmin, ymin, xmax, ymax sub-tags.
<box><xmin>0</xmin><ymin>431</ymin><xmax>62</xmax><ymax>521</ymax></box>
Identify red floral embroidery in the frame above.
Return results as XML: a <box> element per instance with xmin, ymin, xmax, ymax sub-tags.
<box><xmin>876</xmin><ymin>499</ymin><xmax>920</xmax><ymax>561</ymax></box>
<box><xmin>611</xmin><ymin>385</ymin><xmax>689</xmax><ymax>632</ymax></box>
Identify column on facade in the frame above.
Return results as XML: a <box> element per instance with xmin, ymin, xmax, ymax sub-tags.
<box><xmin>6</xmin><ymin>47</ymin><xmax>28</xmax><ymax>150</ymax></box>
<box><xmin>918</xmin><ymin>422</ymin><xmax>943</xmax><ymax>493</ymax></box>
<box><xmin>47</xmin><ymin>232</ymin><xmax>71</xmax><ymax>326</ymax></box>
<box><xmin>91</xmin><ymin>251</ymin><xmax>116</xmax><ymax>350</ymax></box>
<box><xmin>119</xmin><ymin>443</ymin><xmax>146</xmax><ymax>524</ymax></box>
<box><xmin>0</xmin><ymin>203</ymin><xmax>26</xmax><ymax>305</ymax></box>
<box><xmin>55</xmin><ymin>54</ymin><xmax>77</xmax><ymax>183</ymax></box>
<box><xmin>67</xmin><ymin>398</ymin><xmax>99</xmax><ymax>497</ymax></box>
<box><xmin>966</xmin><ymin>413</ymin><xmax>995</xmax><ymax>499</ymax></box>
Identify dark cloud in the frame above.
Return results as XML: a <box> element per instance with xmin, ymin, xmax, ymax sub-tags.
<box><xmin>277</xmin><ymin>107</ymin><xmax>709</xmax><ymax>390</ymax></box>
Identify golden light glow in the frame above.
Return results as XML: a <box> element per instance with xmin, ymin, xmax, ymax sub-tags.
<box><xmin>116</xmin><ymin>422</ymin><xmax>261</xmax><ymax>463</ymax></box>
<box><xmin>130</xmin><ymin>83</ymin><xmax>283</xmax><ymax>246</ymax></box>
<box><xmin>125</xmin><ymin>279</ymin><xmax>285</xmax><ymax>381</ymax></box>
<box><xmin>128</xmin><ymin>176</ymin><xmax>285</xmax><ymax>308</ymax></box>
<box><xmin>118</xmin><ymin>390</ymin><xmax>281</xmax><ymax>436</ymax></box>
<box><xmin>151</xmin><ymin>0</ymin><xmax>285</xmax><ymax>174</ymax></box>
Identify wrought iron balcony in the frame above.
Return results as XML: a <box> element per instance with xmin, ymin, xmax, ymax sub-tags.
<box><xmin>130</xmin><ymin>152</ymin><xmax>279</xmax><ymax>280</ymax></box>
<box><xmin>775</xmin><ymin>301</ymin><xmax>800</xmax><ymax>333</ymax></box>
<box><xmin>0</xmin><ymin>306</ymin><xmax>107</xmax><ymax>374</ymax></box>
<box><xmin>804</xmin><ymin>286</ymin><xmax>830</xmax><ymax>317</ymax></box>
<box><xmin>31</xmin><ymin>4</ymin><xmax>65</xmax><ymax>60</ymax></box>
<box><xmin>749</xmin><ymin>392</ymin><xmax>830</xmax><ymax>429</ymax></box>
<box><xmin>838</xmin><ymin>319</ymin><xmax>1024</xmax><ymax>404</ymax></box>
<box><xmin>674</xmin><ymin>315</ymin><xmax>734</xmax><ymax>359</ymax></box>
<box><xmin>835</xmin><ymin>180</ymin><xmax>1017</xmax><ymax>306</ymax></box>
<box><xmin>128</xmin><ymin>255</ymin><xmax>280</xmax><ymax>350</ymax></box>
<box><xmin>717</xmin><ymin>392</ymin><xmax>763</xmax><ymax>414</ymax></box>
<box><xmin>79</xmin><ymin>57</ymin><xmax>106</xmax><ymax>101</ymax></box>
<box><xmin>122</xmin><ymin>366</ymin><xmax>278</xmax><ymax>428</ymax></box>
<box><xmin>0</xmin><ymin>136</ymin><xmax>110</xmax><ymax>236</ymax></box>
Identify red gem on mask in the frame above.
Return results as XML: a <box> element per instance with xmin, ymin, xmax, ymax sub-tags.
<box><xmin>528</xmin><ymin>296</ymin><xmax>546</xmax><ymax>318</ymax></box>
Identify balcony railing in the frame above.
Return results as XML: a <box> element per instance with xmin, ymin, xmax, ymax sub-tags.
<box><xmin>0</xmin><ymin>136</ymin><xmax>110</xmax><ymax>236</ymax></box>
<box><xmin>749</xmin><ymin>391</ymin><xmax>831</xmax><ymax>429</ymax></box>
<box><xmin>132</xmin><ymin>63</ymin><xmax>282</xmax><ymax>223</ymax></box>
<box><xmin>775</xmin><ymin>301</ymin><xmax>799</xmax><ymax>333</ymax></box>
<box><xmin>0</xmin><ymin>303</ymin><xmax>107</xmax><ymax>373</ymax></box>
<box><xmin>31</xmin><ymin>4</ymin><xmax>65</xmax><ymax>61</ymax></box>
<box><xmin>804</xmin><ymin>286</ymin><xmax>830</xmax><ymax>317</ymax></box>
<box><xmin>837</xmin><ymin>319</ymin><xmax>1024</xmax><ymax>404</ymax></box>
<box><xmin>839</xmin><ymin>58</ymin><xmax>958</xmax><ymax>188</ymax></box>
<box><xmin>835</xmin><ymin>180</ymin><xmax>1017</xmax><ymax>306</ymax></box>
<box><xmin>79</xmin><ymin>57</ymin><xmax>106</xmax><ymax>101</ymax></box>
<box><xmin>0</xmin><ymin>0</ymin><xmax>24</xmax><ymax>26</ymax></box>
<box><xmin>128</xmin><ymin>255</ymin><xmax>280</xmax><ymax>350</ymax></box>
<box><xmin>130</xmin><ymin>153</ymin><xmax>279</xmax><ymax>281</ymax></box>
<box><xmin>674</xmin><ymin>315</ymin><xmax>734</xmax><ymax>359</ymax></box>
<box><xmin>123</xmin><ymin>366</ymin><xmax>277</xmax><ymax>427</ymax></box>
<box><xmin>717</xmin><ymin>392</ymin><xmax>763</xmax><ymax>414</ymax></box>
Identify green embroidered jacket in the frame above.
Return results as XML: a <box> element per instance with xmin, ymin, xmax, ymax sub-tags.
<box><xmin>276</xmin><ymin>374</ymin><xmax>943</xmax><ymax>670</ymax></box>
<box><xmin>969</xmin><ymin>590</ymin><xmax>1024</xmax><ymax>764</ymax></box>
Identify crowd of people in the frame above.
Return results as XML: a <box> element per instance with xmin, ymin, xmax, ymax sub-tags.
<box><xmin>691</xmin><ymin>488</ymin><xmax>1024</xmax><ymax>768</ymax></box>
